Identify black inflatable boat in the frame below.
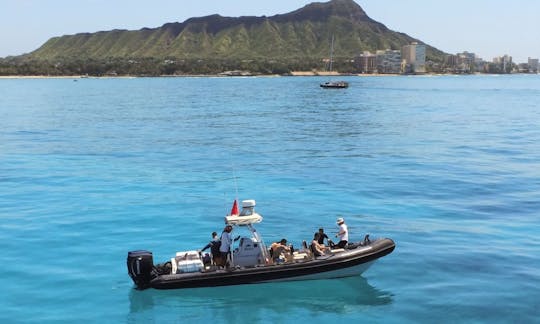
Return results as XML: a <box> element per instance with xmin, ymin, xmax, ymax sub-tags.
<box><xmin>127</xmin><ymin>200</ymin><xmax>395</xmax><ymax>290</ymax></box>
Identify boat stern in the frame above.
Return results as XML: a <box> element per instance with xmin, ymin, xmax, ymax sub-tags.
<box><xmin>127</xmin><ymin>250</ymin><xmax>154</xmax><ymax>290</ymax></box>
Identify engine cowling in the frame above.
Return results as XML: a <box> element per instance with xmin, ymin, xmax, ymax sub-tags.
<box><xmin>127</xmin><ymin>250</ymin><xmax>154</xmax><ymax>289</ymax></box>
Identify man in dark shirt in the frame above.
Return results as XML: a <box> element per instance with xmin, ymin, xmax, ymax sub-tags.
<box><xmin>201</xmin><ymin>232</ymin><xmax>221</xmax><ymax>265</ymax></box>
<box><xmin>317</xmin><ymin>228</ymin><xmax>329</xmax><ymax>245</ymax></box>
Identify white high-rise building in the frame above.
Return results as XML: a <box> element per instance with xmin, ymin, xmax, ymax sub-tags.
<box><xmin>375</xmin><ymin>49</ymin><xmax>402</xmax><ymax>74</ymax></box>
<box><xmin>528</xmin><ymin>57</ymin><xmax>539</xmax><ymax>73</ymax></box>
<box><xmin>401</xmin><ymin>42</ymin><xmax>426</xmax><ymax>74</ymax></box>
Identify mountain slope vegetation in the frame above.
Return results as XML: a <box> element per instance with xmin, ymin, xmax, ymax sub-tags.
<box><xmin>3</xmin><ymin>0</ymin><xmax>446</xmax><ymax>75</ymax></box>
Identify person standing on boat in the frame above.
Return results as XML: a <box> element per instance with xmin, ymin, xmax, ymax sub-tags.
<box><xmin>201</xmin><ymin>232</ymin><xmax>221</xmax><ymax>265</ymax></box>
<box><xmin>219</xmin><ymin>225</ymin><xmax>239</xmax><ymax>267</ymax></box>
<box><xmin>334</xmin><ymin>218</ymin><xmax>349</xmax><ymax>249</ymax></box>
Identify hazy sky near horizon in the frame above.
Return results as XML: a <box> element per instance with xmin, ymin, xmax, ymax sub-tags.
<box><xmin>1</xmin><ymin>0</ymin><xmax>538</xmax><ymax>62</ymax></box>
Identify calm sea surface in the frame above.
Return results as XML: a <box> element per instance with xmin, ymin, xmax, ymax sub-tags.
<box><xmin>1</xmin><ymin>75</ymin><xmax>539</xmax><ymax>323</ymax></box>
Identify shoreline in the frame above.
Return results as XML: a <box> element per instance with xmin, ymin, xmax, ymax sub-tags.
<box><xmin>0</xmin><ymin>72</ymin><xmax>538</xmax><ymax>79</ymax></box>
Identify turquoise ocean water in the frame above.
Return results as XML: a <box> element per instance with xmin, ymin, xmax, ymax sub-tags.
<box><xmin>1</xmin><ymin>75</ymin><xmax>539</xmax><ymax>323</ymax></box>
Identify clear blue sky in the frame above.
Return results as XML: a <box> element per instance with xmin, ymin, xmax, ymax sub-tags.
<box><xmin>1</xmin><ymin>0</ymin><xmax>538</xmax><ymax>62</ymax></box>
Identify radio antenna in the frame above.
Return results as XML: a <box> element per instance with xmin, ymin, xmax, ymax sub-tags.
<box><xmin>232</xmin><ymin>165</ymin><xmax>239</xmax><ymax>202</ymax></box>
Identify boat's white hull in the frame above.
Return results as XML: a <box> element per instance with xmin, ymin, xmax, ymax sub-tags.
<box><xmin>260</xmin><ymin>260</ymin><xmax>375</xmax><ymax>283</ymax></box>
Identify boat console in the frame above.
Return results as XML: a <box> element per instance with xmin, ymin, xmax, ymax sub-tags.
<box><xmin>233</xmin><ymin>237</ymin><xmax>265</xmax><ymax>267</ymax></box>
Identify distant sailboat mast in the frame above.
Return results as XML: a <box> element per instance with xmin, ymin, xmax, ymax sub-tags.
<box><xmin>320</xmin><ymin>34</ymin><xmax>349</xmax><ymax>89</ymax></box>
<box><xmin>328</xmin><ymin>34</ymin><xmax>335</xmax><ymax>73</ymax></box>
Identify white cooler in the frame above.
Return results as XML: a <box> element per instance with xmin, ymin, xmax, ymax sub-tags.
<box><xmin>172</xmin><ymin>250</ymin><xmax>204</xmax><ymax>274</ymax></box>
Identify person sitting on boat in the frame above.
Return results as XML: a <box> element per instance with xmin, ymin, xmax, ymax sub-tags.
<box><xmin>317</xmin><ymin>228</ymin><xmax>330</xmax><ymax>245</ymax></box>
<box><xmin>334</xmin><ymin>217</ymin><xmax>349</xmax><ymax>249</ymax></box>
<box><xmin>201</xmin><ymin>232</ymin><xmax>221</xmax><ymax>265</ymax></box>
<box><xmin>311</xmin><ymin>233</ymin><xmax>326</xmax><ymax>257</ymax></box>
<box><xmin>219</xmin><ymin>225</ymin><xmax>240</xmax><ymax>267</ymax></box>
<box><xmin>270</xmin><ymin>239</ymin><xmax>292</xmax><ymax>264</ymax></box>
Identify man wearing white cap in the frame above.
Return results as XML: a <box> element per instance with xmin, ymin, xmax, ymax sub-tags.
<box><xmin>334</xmin><ymin>217</ymin><xmax>349</xmax><ymax>248</ymax></box>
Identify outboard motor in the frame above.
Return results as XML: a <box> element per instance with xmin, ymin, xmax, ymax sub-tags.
<box><xmin>127</xmin><ymin>250</ymin><xmax>154</xmax><ymax>289</ymax></box>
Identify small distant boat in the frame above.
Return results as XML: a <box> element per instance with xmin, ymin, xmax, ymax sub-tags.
<box><xmin>127</xmin><ymin>199</ymin><xmax>395</xmax><ymax>290</ymax></box>
<box><xmin>320</xmin><ymin>35</ymin><xmax>349</xmax><ymax>89</ymax></box>
<box><xmin>320</xmin><ymin>81</ymin><xmax>349</xmax><ymax>88</ymax></box>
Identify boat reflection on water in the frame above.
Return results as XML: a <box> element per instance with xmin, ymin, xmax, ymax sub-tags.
<box><xmin>128</xmin><ymin>276</ymin><xmax>393</xmax><ymax>321</ymax></box>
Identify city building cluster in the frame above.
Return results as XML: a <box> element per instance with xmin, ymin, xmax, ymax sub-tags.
<box><xmin>355</xmin><ymin>42</ymin><xmax>426</xmax><ymax>74</ymax></box>
<box><xmin>353</xmin><ymin>42</ymin><xmax>538</xmax><ymax>74</ymax></box>
<box><xmin>444</xmin><ymin>53</ymin><xmax>538</xmax><ymax>74</ymax></box>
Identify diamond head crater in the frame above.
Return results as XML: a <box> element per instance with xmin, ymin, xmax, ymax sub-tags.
<box><xmin>0</xmin><ymin>0</ymin><xmax>448</xmax><ymax>76</ymax></box>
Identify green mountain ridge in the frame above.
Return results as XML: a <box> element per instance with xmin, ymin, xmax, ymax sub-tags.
<box><xmin>1</xmin><ymin>0</ymin><xmax>448</xmax><ymax>75</ymax></box>
<box><xmin>29</xmin><ymin>0</ymin><xmax>445</xmax><ymax>62</ymax></box>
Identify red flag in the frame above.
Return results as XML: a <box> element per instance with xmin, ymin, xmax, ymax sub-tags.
<box><xmin>230</xmin><ymin>199</ymin><xmax>239</xmax><ymax>216</ymax></box>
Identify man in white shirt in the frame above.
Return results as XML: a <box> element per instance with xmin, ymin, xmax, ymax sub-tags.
<box><xmin>334</xmin><ymin>217</ymin><xmax>349</xmax><ymax>249</ymax></box>
<box><xmin>219</xmin><ymin>225</ymin><xmax>239</xmax><ymax>267</ymax></box>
